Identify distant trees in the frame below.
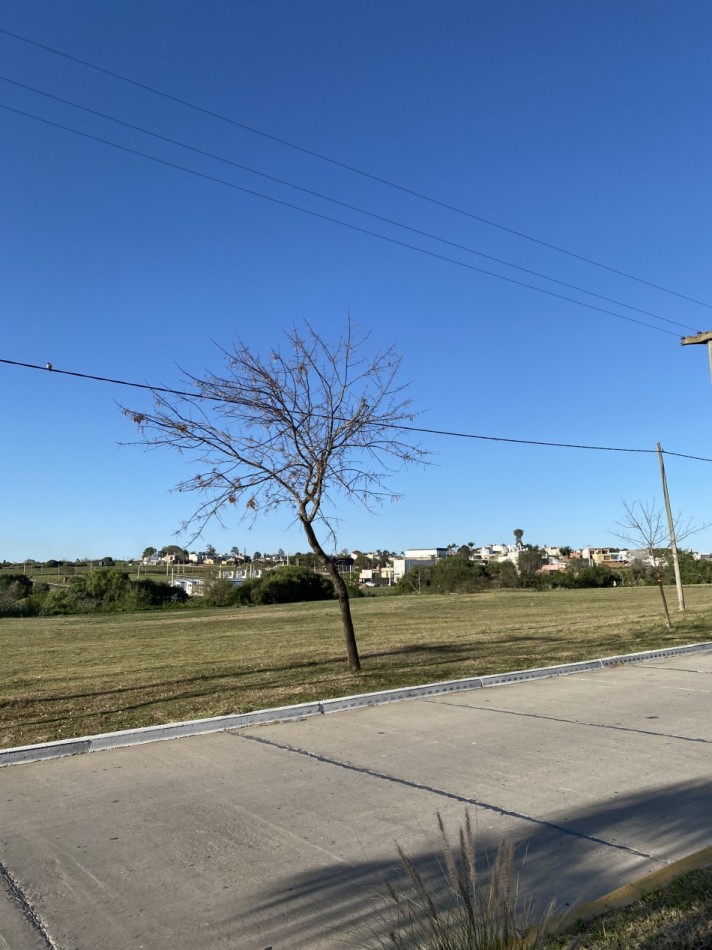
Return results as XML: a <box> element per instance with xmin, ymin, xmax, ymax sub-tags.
<box><xmin>549</xmin><ymin>563</ymin><xmax>620</xmax><ymax>589</ymax></box>
<box><xmin>392</xmin><ymin>549</ymin><xmax>626</xmax><ymax>595</ymax></box>
<box><xmin>0</xmin><ymin>574</ymin><xmax>37</xmax><ymax>617</ymax></box>
<box><xmin>429</xmin><ymin>556</ymin><xmax>488</xmax><ymax>593</ymax></box>
<box><xmin>665</xmin><ymin>549</ymin><xmax>712</xmax><ymax>585</ymax></box>
<box><xmin>486</xmin><ymin>560</ymin><xmax>520</xmax><ymax>588</ymax></box>
<box><xmin>513</xmin><ymin>528</ymin><xmax>524</xmax><ymax>547</ymax></box>
<box><xmin>203</xmin><ymin>566</ymin><xmax>334</xmax><ymax>608</ymax></box>
<box><xmin>517</xmin><ymin>546</ymin><xmax>545</xmax><ymax>587</ymax></box>
<box><xmin>0</xmin><ymin>569</ymin><xmax>187</xmax><ymax>617</ymax></box>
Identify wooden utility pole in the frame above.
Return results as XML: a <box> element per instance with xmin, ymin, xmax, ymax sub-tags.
<box><xmin>681</xmin><ymin>331</ymin><xmax>712</xmax><ymax>385</ymax></box>
<box><xmin>656</xmin><ymin>443</ymin><xmax>685</xmax><ymax>612</ymax></box>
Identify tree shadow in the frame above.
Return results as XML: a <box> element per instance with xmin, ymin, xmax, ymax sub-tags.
<box><xmin>219</xmin><ymin>776</ymin><xmax>712</xmax><ymax>948</ymax></box>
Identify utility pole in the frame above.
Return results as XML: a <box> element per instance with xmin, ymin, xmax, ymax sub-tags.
<box><xmin>681</xmin><ymin>331</ymin><xmax>712</xmax><ymax>385</ymax></box>
<box><xmin>657</xmin><ymin>443</ymin><xmax>685</xmax><ymax>612</ymax></box>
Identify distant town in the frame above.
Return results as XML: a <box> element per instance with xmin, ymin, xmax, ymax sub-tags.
<box><xmin>6</xmin><ymin>539</ymin><xmax>712</xmax><ymax>605</ymax></box>
<box><xmin>132</xmin><ymin>542</ymin><xmax>712</xmax><ymax>597</ymax></box>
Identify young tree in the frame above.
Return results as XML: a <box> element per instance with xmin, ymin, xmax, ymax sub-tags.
<box><xmin>615</xmin><ymin>499</ymin><xmax>699</xmax><ymax>629</ymax></box>
<box><xmin>123</xmin><ymin>320</ymin><xmax>426</xmax><ymax>672</ymax></box>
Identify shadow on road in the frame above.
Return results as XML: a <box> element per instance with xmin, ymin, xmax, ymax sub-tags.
<box><xmin>225</xmin><ymin>776</ymin><xmax>712</xmax><ymax>948</ymax></box>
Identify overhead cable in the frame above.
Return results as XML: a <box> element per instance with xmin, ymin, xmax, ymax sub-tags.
<box><xmin>1</xmin><ymin>25</ymin><xmax>710</xmax><ymax>311</ymax></box>
<box><xmin>1</xmin><ymin>357</ymin><xmax>710</xmax><ymax>463</ymax></box>
<box><xmin>0</xmin><ymin>74</ymin><xmax>696</xmax><ymax>335</ymax></box>
<box><xmin>0</xmin><ymin>102</ymin><xmax>683</xmax><ymax>338</ymax></box>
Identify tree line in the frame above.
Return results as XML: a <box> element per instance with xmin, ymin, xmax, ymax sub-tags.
<box><xmin>394</xmin><ymin>548</ymin><xmax>712</xmax><ymax>594</ymax></box>
<box><xmin>0</xmin><ymin>570</ymin><xmax>187</xmax><ymax>618</ymax></box>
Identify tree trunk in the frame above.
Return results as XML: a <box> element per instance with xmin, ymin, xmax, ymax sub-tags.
<box><xmin>302</xmin><ymin>520</ymin><xmax>361</xmax><ymax>672</ymax></box>
<box><xmin>657</xmin><ymin>577</ymin><xmax>672</xmax><ymax>630</ymax></box>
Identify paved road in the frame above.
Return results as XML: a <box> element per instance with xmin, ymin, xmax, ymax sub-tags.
<box><xmin>2</xmin><ymin>650</ymin><xmax>711</xmax><ymax>949</ymax></box>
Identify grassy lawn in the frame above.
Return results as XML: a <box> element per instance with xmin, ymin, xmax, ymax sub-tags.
<box><xmin>545</xmin><ymin>864</ymin><xmax>712</xmax><ymax>948</ymax></box>
<box><xmin>2</xmin><ymin>585</ymin><xmax>712</xmax><ymax>747</ymax></box>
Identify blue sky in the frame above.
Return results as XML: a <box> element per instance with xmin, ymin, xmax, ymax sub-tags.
<box><xmin>2</xmin><ymin>1</ymin><xmax>711</xmax><ymax>561</ymax></box>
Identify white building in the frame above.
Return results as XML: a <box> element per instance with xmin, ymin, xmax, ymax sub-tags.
<box><xmin>172</xmin><ymin>577</ymin><xmax>205</xmax><ymax>597</ymax></box>
<box><xmin>391</xmin><ymin>547</ymin><xmax>450</xmax><ymax>583</ymax></box>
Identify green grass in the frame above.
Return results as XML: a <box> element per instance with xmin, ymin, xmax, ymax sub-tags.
<box><xmin>545</xmin><ymin>865</ymin><xmax>712</xmax><ymax>948</ymax></box>
<box><xmin>2</xmin><ymin>585</ymin><xmax>712</xmax><ymax>748</ymax></box>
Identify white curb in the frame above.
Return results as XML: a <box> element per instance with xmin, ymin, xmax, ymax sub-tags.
<box><xmin>2</xmin><ymin>641</ymin><xmax>711</xmax><ymax>768</ymax></box>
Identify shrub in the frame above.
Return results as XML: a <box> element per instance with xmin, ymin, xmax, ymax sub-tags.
<box><xmin>250</xmin><ymin>566</ymin><xmax>335</xmax><ymax>605</ymax></box>
<box><xmin>202</xmin><ymin>578</ymin><xmax>244</xmax><ymax>608</ymax></box>
<box><xmin>0</xmin><ymin>574</ymin><xmax>40</xmax><ymax>617</ymax></box>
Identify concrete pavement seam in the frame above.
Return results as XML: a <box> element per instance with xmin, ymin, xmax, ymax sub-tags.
<box><xmin>234</xmin><ymin>731</ymin><xmax>657</xmax><ymax>861</ymax></box>
<box><xmin>430</xmin><ymin>699</ymin><xmax>712</xmax><ymax>744</ymax></box>
<box><xmin>0</xmin><ymin>862</ymin><xmax>57</xmax><ymax>950</ymax></box>
<box><xmin>2</xmin><ymin>640</ymin><xmax>711</xmax><ymax>768</ymax></box>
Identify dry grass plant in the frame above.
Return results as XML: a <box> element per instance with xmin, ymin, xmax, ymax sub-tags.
<box><xmin>368</xmin><ymin>811</ymin><xmax>555</xmax><ymax>950</ymax></box>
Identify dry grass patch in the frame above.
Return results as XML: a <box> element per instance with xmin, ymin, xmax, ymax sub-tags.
<box><xmin>2</xmin><ymin>586</ymin><xmax>712</xmax><ymax>746</ymax></box>
<box><xmin>546</xmin><ymin>865</ymin><xmax>712</xmax><ymax>948</ymax></box>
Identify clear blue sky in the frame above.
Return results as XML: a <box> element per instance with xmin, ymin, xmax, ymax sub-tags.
<box><xmin>2</xmin><ymin>1</ymin><xmax>711</xmax><ymax>561</ymax></box>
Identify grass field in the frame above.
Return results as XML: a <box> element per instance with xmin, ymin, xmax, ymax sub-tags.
<box><xmin>2</xmin><ymin>585</ymin><xmax>712</xmax><ymax>748</ymax></box>
<box><xmin>546</xmin><ymin>864</ymin><xmax>712</xmax><ymax>948</ymax></box>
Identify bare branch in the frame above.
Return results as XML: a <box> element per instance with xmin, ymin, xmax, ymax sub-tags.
<box><xmin>120</xmin><ymin>318</ymin><xmax>430</xmax><ymax>672</ymax></box>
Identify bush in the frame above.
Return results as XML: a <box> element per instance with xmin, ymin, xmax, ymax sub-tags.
<box><xmin>37</xmin><ymin>570</ymin><xmax>187</xmax><ymax>614</ymax></box>
<box><xmin>0</xmin><ymin>574</ymin><xmax>40</xmax><ymax>617</ymax></box>
<box><xmin>202</xmin><ymin>578</ymin><xmax>244</xmax><ymax>608</ymax></box>
<box><xmin>251</xmin><ymin>566</ymin><xmax>335</xmax><ymax>605</ymax></box>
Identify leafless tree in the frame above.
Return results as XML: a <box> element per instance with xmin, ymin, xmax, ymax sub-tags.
<box><xmin>615</xmin><ymin>499</ymin><xmax>698</xmax><ymax>630</ymax></box>
<box><xmin>122</xmin><ymin>321</ymin><xmax>428</xmax><ymax>672</ymax></box>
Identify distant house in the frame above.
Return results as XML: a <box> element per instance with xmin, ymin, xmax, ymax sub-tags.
<box><xmin>590</xmin><ymin>548</ymin><xmax>629</xmax><ymax>566</ymax></box>
<box><xmin>404</xmin><ymin>547</ymin><xmax>449</xmax><ymax>560</ymax></box>
<box><xmin>332</xmin><ymin>556</ymin><xmax>355</xmax><ymax>574</ymax></box>
<box><xmin>216</xmin><ymin>568</ymin><xmax>262</xmax><ymax>583</ymax></box>
<box><xmin>391</xmin><ymin>547</ymin><xmax>449</xmax><ymax>583</ymax></box>
<box><xmin>472</xmin><ymin>544</ymin><xmax>520</xmax><ymax>566</ymax></box>
<box><xmin>172</xmin><ymin>577</ymin><xmax>205</xmax><ymax>597</ymax></box>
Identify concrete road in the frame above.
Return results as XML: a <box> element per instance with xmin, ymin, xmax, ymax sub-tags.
<box><xmin>1</xmin><ymin>650</ymin><xmax>711</xmax><ymax>949</ymax></box>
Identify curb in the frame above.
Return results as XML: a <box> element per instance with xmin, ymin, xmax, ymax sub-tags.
<box><xmin>543</xmin><ymin>844</ymin><xmax>712</xmax><ymax>939</ymax></box>
<box><xmin>2</xmin><ymin>640</ymin><xmax>711</xmax><ymax>768</ymax></box>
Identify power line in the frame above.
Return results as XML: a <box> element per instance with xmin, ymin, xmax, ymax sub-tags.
<box><xmin>2</xmin><ymin>25</ymin><xmax>710</xmax><ymax>312</ymax></box>
<box><xmin>2</xmin><ymin>357</ymin><xmax>710</xmax><ymax>462</ymax></box>
<box><xmin>0</xmin><ymin>74</ymin><xmax>696</xmax><ymax>335</ymax></box>
<box><xmin>0</xmin><ymin>102</ymin><xmax>683</xmax><ymax>338</ymax></box>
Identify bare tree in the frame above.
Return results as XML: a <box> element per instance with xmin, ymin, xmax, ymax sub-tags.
<box><xmin>122</xmin><ymin>321</ymin><xmax>427</xmax><ymax>672</ymax></box>
<box><xmin>615</xmin><ymin>499</ymin><xmax>698</xmax><ymax>630</ymax></box>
